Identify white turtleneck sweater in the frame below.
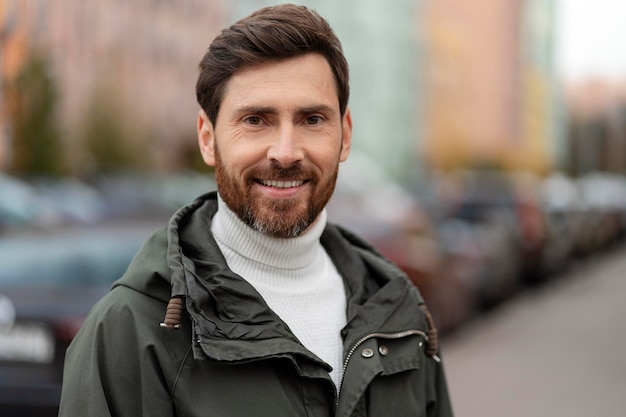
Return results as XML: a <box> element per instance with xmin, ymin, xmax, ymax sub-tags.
<box><xmin>210</xmin><ymin>196</ymin><xmax>347</xmax><ymax>388</ymax></box>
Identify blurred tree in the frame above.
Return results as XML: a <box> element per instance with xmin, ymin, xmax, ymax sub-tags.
<box><xmin>7</xmin><ymin>50</ymin><xmax>67</xmax><ymax>176</ymax></box>
<box><xmin>79</xmin><ymin>87</ymin><xmax>148</xmax><ymax>176</ymax></box>
<box><xmin>177</xmin><ymin>131</ymin><xmax>215</xmax><ymax>174</ymax></box>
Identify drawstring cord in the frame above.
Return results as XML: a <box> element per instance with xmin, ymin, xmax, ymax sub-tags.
<box><xmin>159</xmin><ymin>296</ymin><xmax>184</xmax><ymax>330</ymax></box>
<box><xmin>420</xmin><ymin>304</ymin><xmax>439</xmax><ymax>357</ymax></box>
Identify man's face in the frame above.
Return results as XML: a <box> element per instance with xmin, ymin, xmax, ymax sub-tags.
<box><xmin>197</xmin><ymin>53</ymin><xmax>352</xmax><ymax>238</ymax></box>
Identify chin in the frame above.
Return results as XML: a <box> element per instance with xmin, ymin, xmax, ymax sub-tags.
<box><xmin>250</xmin><ymin>204</ymin><xmax>317</xmax><ymax>238</ymax></box>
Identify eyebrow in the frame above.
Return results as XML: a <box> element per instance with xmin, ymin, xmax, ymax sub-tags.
<box><xmin>296</xmin><ymin>104</ymin><xmax>336</xmax><ymax>116</ymax></box>
<box><xmin>236</xmin><ymin>106</ymin><xmax>277</xmax><ymax>116</ymax></box>
<box><xmin>235</xmin><ymin>104</ymin><xmax>336</xmax><ymax>117</ymax></box>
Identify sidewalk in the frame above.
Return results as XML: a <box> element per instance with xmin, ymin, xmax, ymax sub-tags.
<box><xmin>441</xmin><ymin>243</ymin><xmax>626</xmax><ymax>417</ymax></box>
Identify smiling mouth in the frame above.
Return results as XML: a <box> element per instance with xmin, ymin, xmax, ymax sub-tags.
<box><xmin>259</xmin><ymin>180</ymin><xmax>305</xmax><ymax>188</ymax></box>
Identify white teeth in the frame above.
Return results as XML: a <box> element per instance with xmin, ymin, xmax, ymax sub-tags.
<box><xmin>261</xmin><ymin>180</ymin><xmax>304</xmax><ymax>188</ymax></box>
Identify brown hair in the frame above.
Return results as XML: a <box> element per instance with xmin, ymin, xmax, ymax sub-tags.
<box><xmin>196</xmin><ymin>4</ymin><xmax>350</xmax><ymax>125</ymax></box>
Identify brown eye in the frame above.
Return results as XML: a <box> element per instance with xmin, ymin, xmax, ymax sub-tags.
<box><xmin>245</xmin><ymin>116</ymin><xmax>262</xmax><ymax>125</ymax></box>
<box><xmin>306</xmin><ymin>115</ymin><xmax>322</xmax><ymax>125</ymax></box>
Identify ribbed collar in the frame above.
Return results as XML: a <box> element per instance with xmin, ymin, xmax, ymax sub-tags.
<box><xmin>211</xmin><ymin>194</ymin><xmax>327</xmax><ymax>270</ymax></box>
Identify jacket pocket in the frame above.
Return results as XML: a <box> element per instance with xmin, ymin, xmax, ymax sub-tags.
<box><xmin>365</xmin><ymin>335</ymin><xmax>431</xmax><ymax>417</ymax></box>
<box><xmin>337</xmin><ymin>331</ymin><xmax>429</xmax><ymax>417</ymax></box>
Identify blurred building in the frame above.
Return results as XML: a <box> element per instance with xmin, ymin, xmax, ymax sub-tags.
<box><xmin>1</xmin><ymin>0</ymin><xmax>568</xmax><ymax>179</ymax></box>
<box><xmin>1</xmin><ymin>0</ymin><xmax>226</xmax><ymax>172</ymax></box>
<box><xmin>420</xmin><ymin>0</ymin><xmax>561</xmax><ymax>175</ymax></box>
<box><xmin>566</xmin><ymin>79</ymin><xmax>626</xmax><ymax>175</ymax></box>
<box><xmin>518</xmin><ymin>0</ymin><xmax>564</xmax><ymax>173</ymax></box>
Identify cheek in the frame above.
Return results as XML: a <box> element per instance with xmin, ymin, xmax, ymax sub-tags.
<box><xmin>310</xmin><ymin>145</ymin><xmax>343</xmax><ymax>169</ymax></box>
<box><xmin>217</xmin><ymin>145</ymin><xmax>264</xmax><ymax>184</ymax></box>
<box><xmin>214</xmin><ymin>133</ymin><xmax>260</xmax><ymax>169</ymax></box>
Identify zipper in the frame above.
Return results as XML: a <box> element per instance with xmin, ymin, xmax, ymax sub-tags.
<box><xmin>336</xmin><ymin>329</ymin><xmax>429</xmax><ymax>407</ymax></box>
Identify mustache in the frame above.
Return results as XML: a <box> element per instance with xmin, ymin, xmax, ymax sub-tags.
<box><xmin>248</xmin><ymin>161</ymin><xmax>317</xmax><ymax>181</ymax></box>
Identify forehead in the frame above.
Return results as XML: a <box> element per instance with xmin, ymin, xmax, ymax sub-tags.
<box><xmin>220</xmin><ymin>54</ymin><xmax>339</xmax><ymax>111</ymax></box>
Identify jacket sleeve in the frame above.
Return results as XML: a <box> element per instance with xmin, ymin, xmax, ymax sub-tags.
<box><xmin>58</xmin><ymin>289</ymin><xmax>176</xmax><ymax>417</ymax></box>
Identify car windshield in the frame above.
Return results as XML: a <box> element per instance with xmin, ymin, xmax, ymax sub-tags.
<box><xmin>0</xmin><ymin>230</ymin><xmax>146</xmax><ymax>287</ymax></box>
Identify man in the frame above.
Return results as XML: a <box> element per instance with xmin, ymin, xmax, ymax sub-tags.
<box><xmin>59</xmin><ymin>4</ymin><xmax>453</xmax><ymax>416</ymax></box>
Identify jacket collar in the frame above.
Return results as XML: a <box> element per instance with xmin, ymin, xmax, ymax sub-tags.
<box><xmin>117</xmin><ymin>192</ymin><xmax>425</xmax><ymax>365</ymax></box>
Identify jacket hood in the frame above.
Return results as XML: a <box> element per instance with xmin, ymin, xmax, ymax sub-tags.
<box><xmin>114</xmin><ymin>192</ymin><xmax>426</xmax><ymax>363</ymax></box>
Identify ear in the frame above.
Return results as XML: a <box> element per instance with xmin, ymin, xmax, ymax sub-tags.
<box><xmin>197</xmin><ymin>109</ymin><xmax>216</xmax><ymax>166</ymax></box>
<box><xmin>339</xmin><ymin>106</ymin><xmax>353</xmax><ymax>162</ymax></box>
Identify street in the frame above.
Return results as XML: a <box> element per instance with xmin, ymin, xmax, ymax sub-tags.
<box><xmin>442</xmin><ymin>242</ymin><xmax>626</xmax><ymax>417</ymax></box>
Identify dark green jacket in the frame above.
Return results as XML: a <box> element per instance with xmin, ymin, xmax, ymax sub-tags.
<box><xmin>59</xmin><ymin>192</ymin><xmax>453</xmax><ymax>417</ymax></box>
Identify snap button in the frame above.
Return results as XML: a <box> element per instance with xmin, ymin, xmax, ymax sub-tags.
<box><xmin>361</xmin><ymin>348</ymin><xmax>374</xmax><ymax>358</ymax></box>
<box><xmin>378</xmin><ymin>345</ymin><xmax>389</xmax><ymax>356</ymax></box>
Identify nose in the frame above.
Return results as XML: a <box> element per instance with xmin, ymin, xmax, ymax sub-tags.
<box><xmin>266</xmin><ymin>124</ymin><xmax>304</xmax><ymax>167</ymax></box>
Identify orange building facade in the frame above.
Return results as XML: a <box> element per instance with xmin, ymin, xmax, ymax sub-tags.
<box><xmin>420</xmin><ymin>0</ymin><xmax>559</xmax><ymax>175</ymax></box>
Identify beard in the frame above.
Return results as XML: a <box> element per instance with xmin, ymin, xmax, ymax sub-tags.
<box><xmin>214</xmin><ymin>145</ymin><xmax>339</xmax><ymax>238</ymax></box>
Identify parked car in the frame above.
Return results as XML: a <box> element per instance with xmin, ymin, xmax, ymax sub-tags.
<box><xmin>328</xmin><ymin>155</ymin><xmax>439</xmax><ymax>282</ymax></box>
<box><xmin>0</xmin><ymin>225</ymin><xmax>156</xmax><ymax>417</ymax></box>
<box><xmin>509</xmin><ymin>172</ymin><xmax>550</xmax><ymax>283</ymax></box>
<box><xmin>92</xmin><ymin>171</ymin><xmax>216</xmax><ymax>220</ymax></box>
<box><xmin>437</xmin><ymin>170</ymin><xmax>523</xmax><ymax>307</ymax></box>
<box><xmin>28</xmin><ymin>177</ymin><xmax>107</xmax><ymax>225</ymax></box>
<box><xmin>431</xmin><ymin>217</ymin><xmax>483</xmax><ymax>331</ymax></box>
<box><xmin>327</xmin><ymin>154</ymin><xmax>476</xmax><ymax>333</ymax></box>
<box><xmin>540</xmin><ymin>172</ymin><xmax>581</xmax><ymax>276</ymax></box>
<box><xmin>578</xmin><ymin>173</ymin><xmax>626</xmax><ymax>249</ymax></box>
<box><xmin>0</xmin><ymin>174</ymin><xmax>60</xmax><ymax>232</ymax></box>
